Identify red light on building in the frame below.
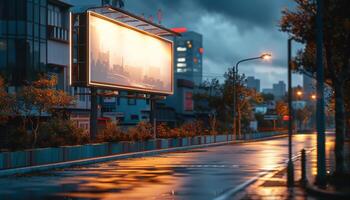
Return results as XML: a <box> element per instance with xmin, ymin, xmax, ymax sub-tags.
<box><xmin>199</xmin><ymin>47</ymin><xmax>204</xmax><ymax>54</ymax></box>
<box><xmin>171</xmin><ymin>27</ymin><xmax>187</xmax><ymax>33</ymax></box>
<box><xmin>283</xmin><ymin>115</ymin><xmax>290</xmax><ymax>121</ymax></box>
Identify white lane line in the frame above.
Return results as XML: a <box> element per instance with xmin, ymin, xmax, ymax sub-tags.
<box><xmin>213</xmin><ymin>147</ymin><xmax>316</xmax><ymax>200</ymax></box>
<box><xmin>213</xmin><ymin>171</ymin><xmax>270</xmax><ymax>200</ymax></box>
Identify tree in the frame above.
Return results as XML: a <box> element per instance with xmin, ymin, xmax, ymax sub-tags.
<box><xmin>194</xmin><ymin>79</ymin><xmax>226</xmax><ymax>132</ymax></box>
<box><xmin>223</xmin><ymin>69</ymin><xmax>260</xmax><ymax>136</ymax></box>
<box><xmin>17</xmin><ymin>75</ymin><xmax>75</xmax><ymax>148</ymax></box>
<box><xmin>280</xmin><ymin>0</ymin><xmax>350</xmax><ymax>174</ymax></box>
<box><xmin>0</xmin><ymin>76</ymin><xmax>12</xmax><ymax>125</ymax></box>
<box><xmin>295</xmin><ymin>106</ymin><xmax>313</xmax><ymax>131</ymax></box>
<box><xmin>262</xmin><ymin>93</ymin><xmax>275</xmax><ymax>102</ymax></box>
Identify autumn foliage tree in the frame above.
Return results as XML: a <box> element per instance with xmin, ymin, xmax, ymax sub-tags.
<box><xmin>17</xmin><ymin>75</ymin><xmax>75</xmax><ymax>148</ymax></box>
<box><xmin>0</xmin><ymin>76</ymin><xmax>13</xmax><ymax>125</ymax></box>
<box><xmin>280</xmin><ymin>0</ymin><xmax>350</xmax><ymax>174</ymax></box>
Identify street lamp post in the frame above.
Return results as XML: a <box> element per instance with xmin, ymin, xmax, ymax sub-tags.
<box><xmin>233</xmin><ymin>53</ymin><xmax>271</xmax><ymax>138</ymax></box>
<box><xmin>287</xmin><ymin>37</ymin><xmax>294</xmax><ymax>187</ymax></box>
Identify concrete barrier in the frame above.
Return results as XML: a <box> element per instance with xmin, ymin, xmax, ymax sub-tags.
<box><xmin>182</xmin><ymin>138</ymin><xmax>189</xmax><ymax>146</ymax></box>
<box><xmin>145</xmin><ymin>140</ymin><xmax>156</xmax><ymax>151</ymax></box>
<box><xmin>160</xmin><ymin>139</ymin><xmax>169</xmax><ymax>149</ymax></box>
<box><xmin>0</xmin><ymin>153</ymin><xmax>4</xmax><ymax>170</ymax></box>
<box><xmin>31</xmin><ymin>148</ymin><xmax>63</xmax><ymax>165</ymax></box>
<box><xmin>110</xmin><ymin>143</ymin><xmax>123</xmax><ymax>154</ymax></box>
<box><xmin>0</xmin><ymin>132</ymin><xmax>286</xmax><ymax>171</ymax></box>
<box><xmin>90</xmin><ymin>143</ymin><xmax>108</xmax><ymax>157</ymax></box>
<box><xmin>63</xmin><ymin>145</ymin><xmax>92</xmax><ymax>161</ymax></box>
<box><xmin>216</xmin><ymin>135</ymin><xmax>226</xmax><ymax>142</ymax></box>
<box><xmin>128</xmin><ymin>142</ymin><xmax>139</xmax><ymax>152</ymax></box>
<box><xmin>8</xmin><ymin>151</ymin><xmax>29</xmax><ymax>169</ymax></box>
<box><xmin>205</xmin><ymin>136</ymin><xmax>211</xmax><ymax>144</ymax></box>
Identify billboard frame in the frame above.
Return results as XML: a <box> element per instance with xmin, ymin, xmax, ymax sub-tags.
<box><xmin>85</xmin><ymin>11</ymin><xmax>174</xmax><ymax>95</ymax></box>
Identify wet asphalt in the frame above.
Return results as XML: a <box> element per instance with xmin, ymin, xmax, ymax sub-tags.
<box><xmin>0</xmin><ymin>133</ymin><xmax>333</xmax><ymax>200</ymax></box>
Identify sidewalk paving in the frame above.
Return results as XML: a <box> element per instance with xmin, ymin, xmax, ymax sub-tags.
<box><xmin>236</xmin><ymin>139</ymin><xmax>350</xmax><ymax>200</ymax></box>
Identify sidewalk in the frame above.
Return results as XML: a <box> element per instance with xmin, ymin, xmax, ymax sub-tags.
<box><xmin>236</xmin><ymin>140</ymin><xmax>350</xmax><ymax>200</ymax></box>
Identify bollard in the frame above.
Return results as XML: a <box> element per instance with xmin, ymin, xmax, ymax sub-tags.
<box><xmin>301</xmin><ymin>148</ymin><xmax>308</xmax><ymax>186</ymax></box>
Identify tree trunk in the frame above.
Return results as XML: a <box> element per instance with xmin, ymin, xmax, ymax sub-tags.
<box><xmin>334</xmin><ymin>83</ymin><xmax>345</xmax><ymax>175</ymax></box>
<box><xmin>238</xmin><ymin>109</ymin><xmax>242</xmax><ymax>138</ymax></box>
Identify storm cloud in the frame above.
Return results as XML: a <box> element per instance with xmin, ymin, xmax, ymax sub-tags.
<box><xmin>124</xmin><ymin>0</ymin><xmax>302</xmax><ymax>90</ymax></box>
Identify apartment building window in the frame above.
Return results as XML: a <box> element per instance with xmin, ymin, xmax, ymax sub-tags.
<box><xmin>130</xmin><ymin>115</ymin><xmax>139</xmax><ymax>120</ymax></box>
<box><xmin>79</xmin><ymin>87</ymin><xmax>85</xmax><ymax>101</ymax></box>
<box><xmin>128</xmin><ymin>98</ymin><xmax>136</xmax><ymax>105</ymax></box>
<box><xmin>47</xmin><ymin>3</ymin><xmax>68</xmax><ymax>41</ymax></box>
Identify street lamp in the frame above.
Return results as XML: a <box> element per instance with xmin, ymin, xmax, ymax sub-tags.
<box><xmin>297</xmin><ymin>91</ymin><xmax>303</xmax><ymax>97</ymax></box>
<box><xmin>311</xmin><ymin>94</ymin><xmax>317</xmax><ymax>100</ymax></box>
<box><xmin>287</xmin><ymin>37</ymin><xmax>294</xmax><ymax>187</ymax></box>
<box><xmin>233</xmin><ymin>53</ymin><xmax>271</xmax><ymax>138</ymax></box>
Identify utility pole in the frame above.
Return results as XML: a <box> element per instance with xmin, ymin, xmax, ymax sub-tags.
<box><xmin>287</xmin><ymin>38</ymin><xmax>294</xmax><ymax>187</ymax></box>
<box><xmin>150</xmin><ymin>96</ymin><xmax>157</xmax><ymax>139</ymax></box>
<box><xmin>90</xmin><ymin>88</ymin><xmax>98</xmax><ymax>140</ymax></box>
<box><xmin>316</xmin><ymin>0</ymin><xmax>326</xmax><ymax>186</ymax></box>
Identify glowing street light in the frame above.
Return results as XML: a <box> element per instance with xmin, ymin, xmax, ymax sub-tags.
<box><xmin>233</xmin><ymin>53</ymin><xmax>272</xmax><ymax>137</ymax></box>
<box><xmin>297</xmin><ymin>91</ymin><xmax>303</xmax><ymax>97</ymax></box>
<box><xmin>261</xmin><ymin>53</ymin><xmax>272</xmax><ymax>60</ymax></box>
<box><xmin>311</xmin><ymin>94</ymin><xmax>317</xmax><ymax>100</ymax></box>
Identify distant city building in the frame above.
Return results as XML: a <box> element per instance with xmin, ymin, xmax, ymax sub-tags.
<box><xmin>262</xmin><ymin>81</ymin><xmax>286</xmax><ymax>100</ymax></box>
<box><xmin>262</xmin><ymin>89</ymin><xmax>274</xmax><ymax>95</ymax></box>
<box><xmin>173</xmin><ymin>31</ymin><xmax>203</xmax><ymax>86</ymax></box>
<box><xmin>273</xmin><ymin>81</ymin><xmax>286</xmax><ymax>99</ymax></box>
<box><xmin>159</xmin><ymin>29</ymin><xmax>203</xmax><ymax>122</ymax></box>
<box><xmin>246</xmin><ymin>76</ymin><xmax>260</xmax><ymax>92</ymax></box>
<box><xmin>303</xmin><ymin>74</ymin><xmax>316</xmax><ymax>101</ymax></box>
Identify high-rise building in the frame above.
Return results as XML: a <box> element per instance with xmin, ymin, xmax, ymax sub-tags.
<box><xmin>173</xmin><ymin>30</ymin><xmax>203</xmax><ymax>86</ymax></box>
<box><xmin>246</xmin><ymin>76</ymin><xmax>260</xmax><ymax>92</ymax></box>
<box><xmin>262</xmin><ymin>81</ymin><xmax>286</xmax><ymax>100</ymax></box>
<box><xmin>272</xmin><ymin>81</ymin><xmax>286</xmax><ymax>99</ymax></box>
<box><xmin>303</xmin><ymin>74</ymin><xmax>316</xmax><ymax>100</ymax></box>
<box><xmin>158</xmin><ymin>29</ymin><xmax>203</xmax><ymax>122</ymax></box>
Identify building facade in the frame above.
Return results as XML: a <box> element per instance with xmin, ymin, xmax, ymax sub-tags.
<box><xmin>173</xmin><ymin>31</ymin><xmax>203</xmax><ymax>86</ymax></box>
<box><xmin>159</xmin><ymin>30</ymin><xmax>203</xmax><ymax>123</ymax></box>
<box><xmin>262</xmin><ymin>81</ymin><xmax>286</xmax><ymax>100</ymax></box>
<box><xmin>246</xmin><ymin>76</ymin><xmax>260</xmax><ymax>92</ymax></box>
<box><xmin>0</xmin><ymin>0</ymin><xmax>91</xmax><ymax>131</ymax></box>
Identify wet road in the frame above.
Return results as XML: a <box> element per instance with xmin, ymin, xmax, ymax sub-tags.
<box><xmin>0</xmin><ymin>134</ymin><xmax>334</xmax><ymax>200</ymax></box>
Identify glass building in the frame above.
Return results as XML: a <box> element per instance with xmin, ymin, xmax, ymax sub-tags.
<box><xmin>0</xmin><ymin>0</ymin><xmax>48</xmax><ymax>85</ymax></box>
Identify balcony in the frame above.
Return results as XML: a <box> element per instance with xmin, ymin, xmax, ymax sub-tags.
<box><xmin>47</xmin><ymin>25</ymin><xmax>69</xmax><ymax>43</ymax></box>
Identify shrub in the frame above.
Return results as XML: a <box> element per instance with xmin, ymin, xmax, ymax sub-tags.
<box><xmin>1</xmin><ymin>127</ymin><xmax>31</xmax><ymax>151</ymax></box>
<box><xmin>96</xmin><ymin>121</ymin><xmax>128</xmax><ymax>142</ymax></box>
<box><xmin>180</xmin><ymin>120</ymin><xmax>204</xmax><ymax>137</ymax></box>
<box><xmin>127</xmin><ymin>121</ymin><xmax>153</xmax><ymax>141</ymax></box>
<box><xmin>37</xmin><ymin>118</ymin><xmax>89</xmax><ymax>147</ymax></box>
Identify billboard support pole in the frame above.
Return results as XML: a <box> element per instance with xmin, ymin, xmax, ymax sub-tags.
<box><xmin>90</xmin><ymin>87</ymin><xmax>98</xmax><ymax>140</ymax></box>
<box><xmin>150</xmin><ymin>96</ymin><xmax>157</xmax><ymax>139</ymax></box>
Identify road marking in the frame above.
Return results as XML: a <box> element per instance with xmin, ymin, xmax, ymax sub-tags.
<box><xmin>213</xmin><ymin>171</ymin><xmax>270</xmax><ymax>200</ymax></box>
<box><xmin>213</xmin><ymin>147</ymin><xmax>316</xmax><ymax>200</ymax></box>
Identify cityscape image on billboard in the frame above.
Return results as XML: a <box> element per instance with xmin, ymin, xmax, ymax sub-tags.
<box><xmin>88</xmin><ymin>12</ymin><xmax>173</xmax><ymax>94</ymax></box>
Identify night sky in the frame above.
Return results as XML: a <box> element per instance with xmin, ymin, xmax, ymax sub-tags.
<box><xmin>67</xmin><ymin>0</ymin><xmax>304</xmax><ymax>90</ymax></box>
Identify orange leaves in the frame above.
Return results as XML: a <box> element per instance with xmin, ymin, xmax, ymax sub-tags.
<box><xmin>20</xmin><ymin>74</ymin><xmax>74</xmax><ymax>114</ymax></box>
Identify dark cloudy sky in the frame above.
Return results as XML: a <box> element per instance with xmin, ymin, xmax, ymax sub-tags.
<box><xmin>66</xmin><ymin>0</ymin><xmax>304</xmax><ymax>90</ymax></box>
<box><xmin>123</xmin><ymin>0</ymin><xmax>303</xmax><ymax>90</ymax></box>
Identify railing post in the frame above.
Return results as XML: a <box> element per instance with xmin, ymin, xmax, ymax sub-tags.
<box><xmin>301</xmin><ymin>149</ymin><xmax>308</xmax><ymax>186</ymax></box>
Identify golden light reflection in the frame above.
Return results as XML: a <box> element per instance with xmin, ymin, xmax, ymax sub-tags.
<box><xmin>88</xmin><ymin>11</ymin><xmax>173</xmax><ymax>94</ymax></box>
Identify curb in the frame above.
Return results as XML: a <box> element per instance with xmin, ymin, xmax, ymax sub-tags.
<box><xmin>305</xmin><ymin>183</ymin><xmax>350</xmax><ymax>199</ymax></box>
<box><xmin>0</xmin><ymin>134</ymin><xmax>287</xmax><ymax>177</ymax></box>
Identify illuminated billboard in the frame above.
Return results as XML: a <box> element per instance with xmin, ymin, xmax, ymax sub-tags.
<box><xmin>87</xmin><ymin>11</ymin><xmax>173</xmax><ymax>94</ymax></box>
